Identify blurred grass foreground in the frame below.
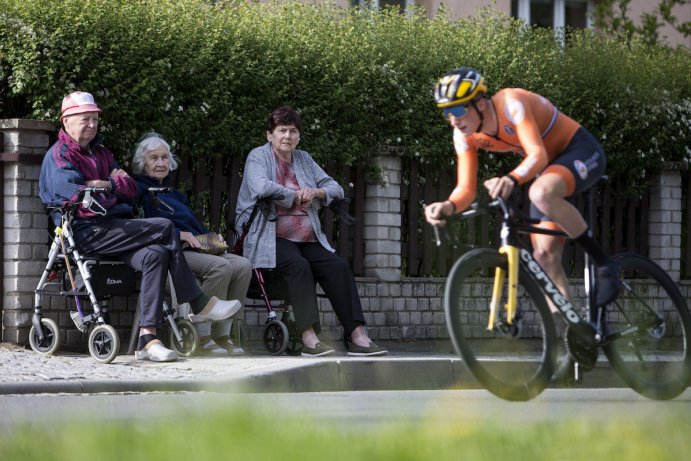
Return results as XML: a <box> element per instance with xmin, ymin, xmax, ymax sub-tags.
<box><xmin>1</xmin><ymin>402</ymin><xmax>690</xmax><ymax>461</ymax></box>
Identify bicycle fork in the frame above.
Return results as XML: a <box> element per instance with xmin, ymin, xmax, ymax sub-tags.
<box><xmin>488</xmin><ymin>244</ymin><xmax>520</xmax><ymax>330</ymax></box>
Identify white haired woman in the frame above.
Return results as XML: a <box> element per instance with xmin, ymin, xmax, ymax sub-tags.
<box><xmin>132</xmin><ymin>133</ymin><xmax>252</xmax><ymax>356</ymax></box>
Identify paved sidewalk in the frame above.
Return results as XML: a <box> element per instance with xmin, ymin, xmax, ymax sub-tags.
<box><xmin>0</xmin><ymin>341</ymin><xmax>626</xmax><ymax>395</ymax></box>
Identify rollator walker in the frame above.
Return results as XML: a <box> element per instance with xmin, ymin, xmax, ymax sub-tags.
<box><xmin>31</xmin><ymin>186</ymin><xmax>198</xmax><ymax>363</ymax></box>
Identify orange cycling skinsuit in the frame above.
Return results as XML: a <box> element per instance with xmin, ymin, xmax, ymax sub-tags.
<box><xmin>448</xmin><ymin>87</ymin><xmax>602</xmax><ymax>220</ymax></box>
<box><xmin>427</xmin><ymin>68</ymin><xmax>620</xmax><ymax>312</ymax></box>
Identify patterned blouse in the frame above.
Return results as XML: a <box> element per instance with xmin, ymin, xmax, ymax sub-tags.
<box><xmin>274</xmin><ymin>152</ymin><xmax>317</xmax><ymax>242</ymax></box>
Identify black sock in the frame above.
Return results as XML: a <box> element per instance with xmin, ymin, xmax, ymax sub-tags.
<box><xmin>137</xmin><ymin>334</ymin><xmax>156</xmax><ymax>351</ymax></box>
<box><xmin>574</xmin><ymin>229</ymin><xmax>611</xmax><ymax>266</ymax></box>
<box><xmin>189</xmin><ymin>293</ymin><xmax>211</xmax><ymax>314</ymax></box>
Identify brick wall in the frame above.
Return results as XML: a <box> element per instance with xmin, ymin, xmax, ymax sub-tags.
<box><xmin>648</xmin><ymin>163</ymin><xmax>685</xmax><ymax>282</ymax></box>
<box><xmin>256</xmin><ymin>275</ymin><xmax>691</xmax><ymax>346</ymax></box>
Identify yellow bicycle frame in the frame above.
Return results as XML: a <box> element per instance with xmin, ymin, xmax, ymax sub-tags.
<box><xmin>487</xmin><ymin>245</ymin><xmax>519</xmax><ymax>330</ymax></box>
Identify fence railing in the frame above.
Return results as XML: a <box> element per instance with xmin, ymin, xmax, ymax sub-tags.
<box><xmin>400</xmin><ymin>160</ymin><xmax>654</xmax><ymax>278</ymax></box>
<box><xmin>402</xmin><ymin>158</ymin><xmax>649</xmax><ymax>277</ymax></box>
<box><xmin>170</xmin><ymin>153</ymin><xmax>687</xmax><ymax>280</ymax></box>
<box><xmin>171</xmin><ymin>154</ymin><xmax>367</xmax><ymax>275</ymax></box>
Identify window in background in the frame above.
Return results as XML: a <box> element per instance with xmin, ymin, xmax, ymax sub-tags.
<box><xmin>511</xmin><ymin>0</ymin><xmax>592</xmax><ymax>29</ymax></box>
<box><xmin>565</xmin><ymin>0</ymin><xmax>589</xmax><ymax>29</ymax></box>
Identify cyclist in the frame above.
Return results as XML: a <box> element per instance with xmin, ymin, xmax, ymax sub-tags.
<box><xmin>424</xmin><ymin>67</ymin><xmax>620</xmax><ymax>330</ymax></box>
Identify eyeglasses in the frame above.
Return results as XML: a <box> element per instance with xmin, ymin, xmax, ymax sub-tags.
<box><xmin>442</xmin><ymin>104</ymin><xmax>470</xmax><ymax>120</ymax></box>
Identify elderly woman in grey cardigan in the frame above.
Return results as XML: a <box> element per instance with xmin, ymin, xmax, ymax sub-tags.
<box><xmin>235</xmin><ymin>106</ymin><xmax>387</xmax><ymax>357</ymax></box>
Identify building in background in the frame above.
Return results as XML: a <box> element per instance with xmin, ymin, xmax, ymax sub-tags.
<box><xmin>342</xmin><ymin>0</ymin><xmax>690</xmax><ymax>48</ymax></box>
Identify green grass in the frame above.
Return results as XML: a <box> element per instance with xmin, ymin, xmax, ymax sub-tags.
<box><xmin>1</xmin><ymin>404</ymin><xmax>690</xmax><ymax>461</ymax></box>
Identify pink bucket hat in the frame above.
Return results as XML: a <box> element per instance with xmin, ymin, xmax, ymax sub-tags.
<box><xmin>60</xmin><ymin>91</ymin><xmax>101</xmax><ymax>118</ymax></box>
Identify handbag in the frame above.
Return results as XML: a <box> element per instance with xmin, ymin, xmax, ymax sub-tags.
<box><xmin>184</xmin><ymin>232</ymin><xmax>228</xmax><ymax>255</ymax></box>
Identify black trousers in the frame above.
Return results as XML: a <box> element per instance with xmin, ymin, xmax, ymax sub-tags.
<box><xmin>76</xmin><ymin>217</ymin><xmax>203</xmax><ymax>327</ymax></box>
<box><xmin>275</xmin><ymin>238</ymin><xmax>365</xmax><ymax>336</ymax></box>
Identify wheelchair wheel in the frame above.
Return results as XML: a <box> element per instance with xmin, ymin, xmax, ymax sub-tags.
<box><xmin>263</xmin><ymin>319</ymin><xmax>289</xmax><ymax>355</ymax></box>
<box><xmin>88</xmin><ymin>324</ymin><xmax>120</xmax><ymax>364</ymax></box>
<box><xmin>169</xmin><ymin>318</ymin><xmax>200</xmax><ymax>357</ymax></box>
<box><xmin>29</xmin><ymin>317</ymin><xmax>60</xmax><ymax>355</ymax></box>
<box><xmin>279</xmin><ymin>311</ymin><xmax>303</xmax><ymax>355</ymax></box>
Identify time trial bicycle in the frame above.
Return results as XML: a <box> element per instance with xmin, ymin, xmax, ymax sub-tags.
<box><xmin>435</xmin><ymin>184</ymin><xmax>691</xmax><ymax>401</ymax></box>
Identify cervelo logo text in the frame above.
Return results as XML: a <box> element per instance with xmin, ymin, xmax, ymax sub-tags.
<box><xmin>519</xmin><ymin>249</ymin><xmax>580</xmax><ymax>323</ymax></box>
<box><xmin>106</xmin><ymin>278</ymin><xmax>124</xmax><ymax>285</ymax></box>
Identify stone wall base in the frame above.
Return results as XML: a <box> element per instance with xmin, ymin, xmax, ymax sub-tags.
<box><xmin>11</xmin><ymin>275</ymin><xmax>691</xmax><ymax>353</ymax></box>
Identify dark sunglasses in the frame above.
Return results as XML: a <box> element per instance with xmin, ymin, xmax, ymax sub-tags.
<box><xmin>442</xmin><ymin>104</ymin><xmax>470</xmax><ymax>120</ymax></box>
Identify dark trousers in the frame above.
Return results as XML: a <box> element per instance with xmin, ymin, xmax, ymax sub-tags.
<box><xmin>76</xmin><ymin>217</ymin><xmax>202</xmax><ymax>327</ymax></box>
<box><xmin>275</xmin><ymin>238</ymin><xmax>365</xmax><ymax>336</ymax></box>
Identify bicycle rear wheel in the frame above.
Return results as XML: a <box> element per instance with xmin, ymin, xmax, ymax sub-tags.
<box><xmin>602</xmin><ymin>253</ymin><xmax>691</xmax><ymax>400</ymax></box>
<box><xmin>445</xmin><ymin>248</ymin><xmax>556</xmax><ymax>401</ymax></box>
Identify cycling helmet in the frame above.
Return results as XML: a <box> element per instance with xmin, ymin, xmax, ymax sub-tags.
<box><xmin>434</xmin><ymin>68</ymin><xmax>487</xmax><ymax>109</ymax></box>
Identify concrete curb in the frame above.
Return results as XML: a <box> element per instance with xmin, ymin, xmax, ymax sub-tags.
<box><xmin>0</xmin><ymin>357</ymin><xmax>626</xmax><ymax>395</ymax></box>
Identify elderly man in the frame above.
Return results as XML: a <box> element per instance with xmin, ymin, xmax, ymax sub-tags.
<box><xmin>39</xmin><ymin>91</ymin><xmax>241</xmax><ymax>362</ymax></box>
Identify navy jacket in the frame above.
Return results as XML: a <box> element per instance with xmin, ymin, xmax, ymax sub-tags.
<box><xmin>134</xmin><ymin>174</ymin><xmax>208</xmax><ymax>238</ymax></box>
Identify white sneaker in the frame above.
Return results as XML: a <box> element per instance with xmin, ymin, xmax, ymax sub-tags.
<box><xmin>135</xmin><ymin>339</ymin><xmax>178</xmax><ymax>362</ymax></box>
<box><xmin>188</xmin><ymin>297</ymin><xmax>241</xmax><ymax>323</ymax></box>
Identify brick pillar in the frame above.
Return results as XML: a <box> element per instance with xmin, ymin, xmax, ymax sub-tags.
<box><xmin>363</xmin><ymin>148</ymin><xmax>402</xmax><ymax>281</ymax></box>
<box><xmin>648</xmin><ymin>162</ymin><xmax>685</xmax><ymax>282</ymax></box>
<box><xmin>1</xmin><ymin>119</ymin><xmax>55</xmax><ymax>344</ymax></box>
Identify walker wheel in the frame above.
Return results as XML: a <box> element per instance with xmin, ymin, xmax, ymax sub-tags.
<box><xmin>285</xmin><ymin>318</ymin><xmax>303</xmax><ymax>356</ymax></box>
<box><xmin>263</xmin><ymin>320</ymin><xmax>289</xmax><ymax>355</ymax></box>
<box><xmin>88</xmin><ymin>324</ymin><xmax>120</xmax><ymax>364</ymax></box>
<box><xmin>29</xmin><ymin>317</ymin><xmax>61</xmax><ymax>355</ymax></box>
<box><xmin>169</xmin><ymin>318</ymin><xmax>200</xmax><ymax>357</ymax></box>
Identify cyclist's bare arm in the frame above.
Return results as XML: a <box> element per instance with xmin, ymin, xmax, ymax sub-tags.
<box><xmin>426</xmin><ymin>131</ymin><xmax>481</xmax><ymax>224</ymax></box>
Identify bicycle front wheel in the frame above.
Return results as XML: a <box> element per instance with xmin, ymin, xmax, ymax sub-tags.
<box><xmin>602</xmin><ymin>253</ymin><xmax>691</xmax><ymax>400</ymax></box>
<box><xmin>445</xmin><ymin>248</ymin><xmax>556</xmax><ymax>401</ymax></box>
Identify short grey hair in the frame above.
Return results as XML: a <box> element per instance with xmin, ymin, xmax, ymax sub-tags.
<box><xmin>131</xmin><ymin>133</ymin><xmax>179</xmax><ymax>175</ymax></box>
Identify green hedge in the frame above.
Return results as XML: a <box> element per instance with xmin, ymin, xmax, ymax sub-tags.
<box><xmin>1</xmin><ymin>0</ymin><xmax>689</xmax><ymax>188</ymax></box>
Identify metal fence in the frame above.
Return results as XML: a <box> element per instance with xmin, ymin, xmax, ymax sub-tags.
<box><xmin>400</xmin><ymin>159</ymin><xmax>652</xmax><ymax>278</ymax></box>
<box><xmin>170</xmin><ymin>154</ymin><xmax>687</xmax><ymax>280</ymax></box>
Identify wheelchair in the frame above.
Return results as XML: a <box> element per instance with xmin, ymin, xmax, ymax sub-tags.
<box><xmin>31</xmin><ymin>187</ymin><xmax>198</xmax><ymax>364</ymax></box>
<box><xmin>233</xmin><ymin>194</ymin><xmax>356</xmax><ymax>356</ymax></box>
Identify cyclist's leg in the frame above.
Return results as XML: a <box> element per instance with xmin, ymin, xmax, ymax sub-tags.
<box><xmin>529</xmin><ymin>221</ymin><xmax>573</xmax><ymax>315</ymax></box>
<box><xmin>528</xmin><ymin>169</ymin><xmax>585</xmax><ymax>238</ymax></box>
<box><xmin>529</xmin><ymin>219</ymin><xmax>576</xmax><ymax>381</ymax></box>
<box><xmin>529</xmin><ymin>128</ymin><xmax>618</xmax><ymax>307</ymax></box>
